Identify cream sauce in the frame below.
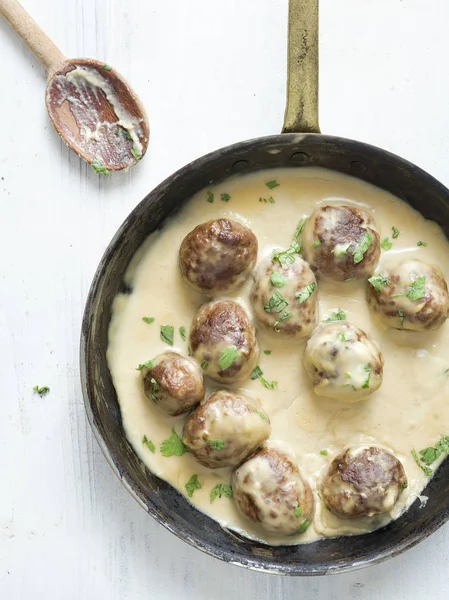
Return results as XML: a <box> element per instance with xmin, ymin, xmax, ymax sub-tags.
<box><xmin>107</xmin><ymin>167</ymin><xmax>449</xmax><ymax>545</ymax></box>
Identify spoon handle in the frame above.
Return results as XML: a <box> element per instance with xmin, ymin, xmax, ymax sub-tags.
<box><xmin>0</xmin><ymin>0</ymin><xmax>65</xmax><ymax>73</ymax></box>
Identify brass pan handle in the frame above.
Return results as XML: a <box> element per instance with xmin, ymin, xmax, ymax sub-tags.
<box><xmin>282</xmin><ymin>0</ymin><xmax>320</xmax><ymax>133</ymax></box>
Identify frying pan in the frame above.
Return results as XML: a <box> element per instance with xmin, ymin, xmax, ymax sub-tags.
<box><xmin>80</xmin><ymin>0</ymin><xmax>449</xmax><ymax>575</ymax></box>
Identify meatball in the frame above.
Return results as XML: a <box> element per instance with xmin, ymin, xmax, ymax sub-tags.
<box><xmin>321</xmin><ymin>446</ymin><xmax>407</xmax><ymax>519</ymax></box>
<box><xmin>367</xmin><ymin>259</ymin><xmax>449</xmax><ymax>331</ymax></box>
<box><xmin>232</xmin><ymin>445</ymin><xmax>314</xmax><ymax>535</ymax></box>
<box><xmin>189</xmin><ymin>299</ymin><xmax>259</xmax><ymax>383</ymax></box>
<box><xmin>303</xmin><ymin>321</ymin><xmax>383</xmax><ymax>402</ymax></box>
<box><xmin>302</xmin><ymin>204</ymin><xmax>380</xmax><ymax>281</ymax></box>
<box><xmin>182</xmin><ymin>390</ymin><xmax>271</xmax><ymax>468</ymax></box>
<box><xmin>140</xmin><ymin>352</ymin><xmax>204</xmax><ymax>416</ymax></box>
<box><xmin>179</xmin><ymin>219</ymin><xmax>258</xmax><ymax>295</ymax></box>
<box><xmin>250</xmin><ymin>254</ymin><xmax>318</xmax><ymax>336</ymax></box>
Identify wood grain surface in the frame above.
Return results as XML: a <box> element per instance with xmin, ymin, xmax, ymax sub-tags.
<box><xmin>1</xmin><ymin>1</ymin><xmax>449</xmax><ymax>598</ymax></box>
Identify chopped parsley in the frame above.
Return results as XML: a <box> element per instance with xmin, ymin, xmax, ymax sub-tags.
<box><xmin>179</xmin><ymin>326</ymin><xmax>187</xmax><ymax>341</ymax></box>
<box><xmin>411</xmin><ymin>448</ymin><xmax>432</xmax><ymax>477</ymax></box>
<box><xmin>295</xmin><ymin>282</ymin><xmax>317</xmax><ymax>304</ymax></box>
<box><xmin>402</xmin><ymin>481</ymin><xmax>408</xmax><ymax>489</ymax></box>
<box><xmin>294</xmin><ymin>217</ymin><xmax>307</xmax><ymax>239</ymax></box>
<box><xmin>185</xmin><ymin>474</ymin><xmax>202</xmax><ymax>498</ymax></box>
<box><xmin>417</xmin><ymin>241</ymin><xmax>427</xmax><ymax>247</ymax></box>
<box><xmin>206</xmin><ymin>191</ymin><xmax>214</xmax><ymax>203</ymax></box>
<box><xmin>142</xmin><ymin>316</ymin><xmax>155</xmax><ymax>324</ymax></box>
<box><xmin>406</xmin><ymin>276</ymin><xmax>426</xmax><ymax>301</ymax></box>
<box><xmin>249</xmin><ymin>405</ymin><xmax>267</xmax><ymax>420</ymax></box>
<box><xmin>352</xmin><ymin>231</ymin><xmax>373</xmax><ymax>264</ymax></box>
<box><xmin>250</xmin><ymin>366</ymin><xmax>277</xmax><ymax>391</ymax></box>
<box><xmin>324</xmin><ymin>308</ymin><xmax>346</xmax><ymax>322</ymax></box>
<box><xmin>264</xmin><ymin>350</ymin><xmax>272</xmax><ymax>355</ymax></box>
<box><xmin>116</xmin><ymin>128</ymin><xmax>133</xmax><ymax>141</ymax></box>
<box><xmin>130</xmin><ymin>148</ymin><xmax>142</xmax><ymax>161</ymax></box>
<box><xmin>142</xmin><ymin>435</ymin><xmax>155</xmax><ymax>453</ymax></box>
<box><xmin>201</xmin><ymin>359</ymin><xmax>209</xmax><ymax>370</ymax></box>
<box><xmin>33</xmin><ymin>385</ymin><xmax>50</xmax><ymax>396</ymax></box>
<box><xmin>205</xmin><ymin>438</ymin><xmax>226</xmax><ymax>451</ymax></box>
<box><xmin>320</xmin><ymin>449</ymin><xmax>329</xmax><ymax>456</ymax></box>
<box><xmin>338</xmin><ymin>332</ymin><xmax>350</xmax><ymax>342</ymax></box>
<box><xmin>397</xmin><ymin>310</ymin><xmax>404</xmax><ymax>329</ymax></box>
<box><xmin>270</xmin><ymin>271</ymin><xmax>287</xmax><ymax>288</ymax></box>
<box><xmin>332</xmin><ymin>242</ymin><xmax>351</xmax><ymax>258</ymax></box>
<box><xmin>91</xmin><ymin>159</ymin><xmax>109</xmax><ymax>175</ymax></box>
<box><xmin>380</xmin><ymin>237</ymin><xmax>392</xmax><ymax>251</ymax></box>
<box><xmin>160</xmin><ymin>429</ymin><xmax>188</xmax><ymax>457</ymax></box>
<box><xmin>221</xmin><ymin>193</ymin><xmax>231</xmax><ymax>202</ymax></box>
<box><xmin>149</xmin><ymin>378</ymin><xmax>159</xmax><ymax>402</ymax></box>
<box><xmin>361</xmin><ymin>365</ymin><xmax>371</xmax><ymax>389</ymax></box>
<box><xmin>259</xmin><ymin>196</ymin><xmax>275</xmax><ymax>204</ymax></box>
<box><xmin>272</xmin><ymin>243</ymin><xmax>300</xmax><ymax>268</ymax></box>
<box><xmin>102</xmin><ymin>63</ymin><xmax>112</xmax><ymax>71</ymax></box>
<box><xmin>392</xmin><ymin>226</ymin><xmax>400</xmax><ymax>239</ymax></box>
<box><xmin>210</xmin><ymin>483</ymin><xmax>233</xmax><ymax>503</ymax></box>
<box><xmin>297</xmin><ymin>519</ymin><xmax>310</xmax><ymax>534</ymax></box>
<box><xmin>274</xmin><ymin>311</ymin><xmax>292</xmax><ymax>332</ymax></box>
<box><xmin>136</xmin><ymin>359</ymin><xmax>154</xmax><ymax>371</ymax></box>
<box><xmin>264</xmin><ymin>290</ymin><xmax>289</xmax><ymax>314</ymax></box>
<box><xmin>313</xmin><ymin>240</ymin><xmax>321</xmax><ymax>248</ymax></box>
<box><xmin>293</xmin><ymin>502</ymin><xmax>302</xmax><ymax>518</ymax></box>
<box><xmin>218</xmin><ymin>347</ymin><xmax>241</xmax><ymax>371</ymax></box>
<box><xmin>418</xmin><ymin>435</ymin><xmax>449</xmax><ymax>465</ymax></box>
<box><xmin>160</xmin><ymin>325</ymin><xmax>174</xmax><ymax>346</ymax></box>
<box><xmin>368</xmin><ymin>274</ymin><xmax>390</xmax><ymax>292</ymax></box>
<box><xmin>265</xmin><ymin>180</ymin><xmax>280</xmax><ymax>189</ymax></box>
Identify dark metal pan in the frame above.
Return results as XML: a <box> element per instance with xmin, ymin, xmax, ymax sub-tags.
<box><xmin>80</xmin><ymin>0</ymin><xmax>449</xmax><ymax>575</ymax></box>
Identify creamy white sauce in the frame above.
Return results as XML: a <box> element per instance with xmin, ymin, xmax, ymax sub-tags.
<box><xmin>107</xmin><ymin>167</ymin><xmax>449</xmax><ymax>545</ymax></box>
<box><xmin>50</xmin><ymin>66</ymin><xmax>144</xmax><ymax>165</ymax></box>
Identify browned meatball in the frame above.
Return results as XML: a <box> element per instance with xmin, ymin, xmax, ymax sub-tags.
<box><xmin>182</xmin><ymin>390</ymin><xmax>271</xmax><ymax>468</ymax></box>
<box><xmin>140</xmin><ymin>352</ymin><xmax>204</xmax><ymax>416</ymax></box>
<box><xmin>232</xmin><ymin>445</ymin><xmax>314</xmax><ymax>535</ymax></box>
<box><xmin>179</xmin><ymin>219</ymin><xmax>258</xmax><ymax>295</ymax></box>
<box><xmin>250</xmin><ymin>255</ymin><xmax>318</xmax><ymax>336</ymax></box>
<box><xmin>321</xmin><ymin>447</ymin><xmax>407</xmax><ymax>519</ymax></box>
<box><xmin>302</xmin><ymin>204</ymin><xmax>380</xmax><ymax>281</ymax></box>
<box><xmin>189</xmin><ymin>299</ymin><xmax>259</xmax><ymax>383</ymax></box>
<box><xmin>367</xmin><ymin>259</ymin><xmax>449</xmax><ymax>331</ymax></box>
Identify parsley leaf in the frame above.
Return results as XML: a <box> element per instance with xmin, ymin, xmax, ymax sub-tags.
<box><xmin>295</xmin><ymin>282</ymin><xmax>317</xmax><ymax>304</ymax></box>
<box><xmin>33</xmin><ymin>385</ymin><xmax>50</xmax><ymax>395</ymax></box>
<box><xmin>392</xmin><ymin>226</ymin><xmax>400</xmax><ymax>239</ymax></box>
<box><xmin>142</xmin><ymin>316</ymin><xmax>155</xmax><ymax>324</ymax></box>
<box><xmin>264</xmin><ymin>290</ymin><xmax>289</xmax><ymax>313</ymax></box>
<box><xmin>149</xmin><ymin>377</ymin><xmax>159</xmax><ymax>402</ymax></box>
<box><xmin>333</xmin><ymin>242</ymin><xmax>351</xmax><ymax>258</ymax></box>
<box><xmin>297</xmin><ymin>519</ymin><xmax>310</xmax><ymax>534</ymax></box>
<box><xmin>270</xmin><ymin>271</ymin><xmax>287</xmax><ymax>288</ymax></box>
<box><xmin>218</xmin><ymin>347</ymin><xmax>241</xmax><ymax>371</ymax></box>
<box><xmin>116</xmin><ymin>128</ymin><xmax>133</xmax><ymax>141</ymax></box>
<box><xmin>130</xmin><ymin>148</ymin><xmax>142</xmax><ymax>161</ymax></box>
<box><xmin>102</xmin><ymin>63</ymin><xmax>112</xmax><ymax>71</ymax></box>
<box><xmin>210</xmin><ymin>483</ymin><xmax>233</xmax><ymax>503</ymax></box>
<box><xmin>264</xmin><ymin>350</ymin><xmax>272</xmax><ymax>355</ymax></box>
<box><xmin>406</xmin><ymin>276</ymin><xmax>426</xmax><ymax>301</ymax></box>
<box><xmin>320</xmin><ymin>449</ymin><xmax>329</xmax><ymax>456</ymax></box>
<box><xmin>250</xmin><ymin>366</ymin><xmax>277</xmax><ymax>391</ymax></box>
<box><xmin>324</xmin><ymin>309</ymin><xmax>346</xmax><ymax>322</ymax></box>
<box><xmin>274</xmin><ymin>311</ymin><xmax>292</xmax><ymax>332</ymax></box>
<box><xmin>221</xmin><ymin>193</ymin><xmax>231</xmax><ymax>202</ymax></box>
<box><xmin>411</xmin><ymin>448</ymin><xmax>432</xmax><ymax>477</ymax></box>
<box><xmin>249</xmin><ymin>405</ymin><xmax>267</xmax><ymax>420</ymax></box>
<box><xmin>272</xmin><ymin>244</ymin><xmax>300</xmax><ymax>268</ymax></box>
<box><xmin>205</xmin><ymin>439</ymin><xmax>225</xmax><ymax>450</ymax></box>
<box><xmin>136</xmin><ymin>359</ymin><xmax>154</xmax><ymax>371</ymax></box>
<box><xmin>353</xmin><ymin>232</ymin><xmax>373</xmax><ymax>264</ymax></box>
<box><xmin>206</xmin><ymin>191</ymin><xmax>214</xmax><ymax>203</ymax></box>
<box><xmin>142</xmin><ymin>435</ymin><xmax>155</xmax><ymax>453</ymax></box>
<box><xmin>185</xmin><ymin>474</ymin><xmax>202</xmax><ymax>498</ymax></box>
<box><xmin>160</xmin><ymin>325</ymin><xmax>174</xmax><ymax>346</ymax></box>
<box><xmin>402</xmin><ymin>481</ymin><xmax>408</xmax><ymax>489</ymax></box>
<box><xmin>201</xmin><ymin>359</ymin><xmax>209</xmax><ymax>370</ymax></box>
<box><xmin>397</xmin><ymin>310</ymin><xmax>404</xmax><ymax>329</ymax></box>
<box><xmin>160</xmin><ymin>429</ymin><xmax>188</xmax><ymax>457</ymax></box>
<box><xmin>179</xmin><ymin>326</ymin><xmax>187</xmax><ymax>341</ymax></box>
<box><xmin>293</xmin><ymin>503</ymin><xmax>302</xmax><ymax>518</ymax></box>
<box><xmin>368</xmin><ymin>274</ymin><xmax>390</xmax><ymax>292</ymax></box>
<box><xmin>418</xmin><ymin>435</ymin><xmax>449</xmax><ymax>465</ymax></box>
<box><xmin>91</xmin><ymin>159</ymin><xmax>109</xmax><ymax>175</ymax></box>
<box><xmin>380</xmin><ymin>237</ymin><xmax>392</xmax><ymax>251</ymax></box>
<box><xmin>265</xmin><ymin>180</ymin><xmax>280</xmax><ymax>189</ymax></box>
<box><xmin>361</xmin><ymin>365</ymin><xmax>371</xmax><ymax>389</ymax></box>
<box><xmin>294</xmin><ymin>217</ymin><xmax>307</xmax><ymax>239</ymax></box>
<box><xmin>313</xmin><ymin>240</ymin><xmax>321</xmax><ymax>248</ymax></box>
<box><xmin>417</xmin><ymin>241</ymin><xmax>427</xmax><ymax>247</ymax></box>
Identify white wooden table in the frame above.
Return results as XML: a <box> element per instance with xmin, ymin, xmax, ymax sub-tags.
<box><xmin>2</xmin><ymin>1</ymin><xmax>449</xmax><ymax>598</ymax></box>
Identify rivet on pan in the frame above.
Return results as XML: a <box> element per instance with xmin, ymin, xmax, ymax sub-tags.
<box><xmin>291</xmin><ymin>152</ymin><xmax>309</xmax><ymax>162</ymax></box>
<box><xmin>232</xmin><ymin>160</ymin><xmax>250</xmax><ymax>170</ymax></box>
<box><xmin>350</xmin><ymin>160</ymin><xmax>368</xmax><ymax>173</ymax></box>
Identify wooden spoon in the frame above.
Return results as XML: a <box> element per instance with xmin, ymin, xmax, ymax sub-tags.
<box><xmin>0</xmin><ymin>0</ymin><xmax>149</xmax><ymax>173</ymax></box>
